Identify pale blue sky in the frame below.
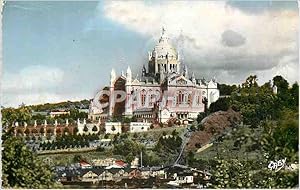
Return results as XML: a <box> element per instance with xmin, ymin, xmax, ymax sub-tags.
<box><xmin>2</xmin><ymin>1</ymin><xmax>298</xmax><ymax>107</ymax></box>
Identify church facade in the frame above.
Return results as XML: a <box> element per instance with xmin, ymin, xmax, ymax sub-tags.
<box><xmin>89</xmin><ymin>28</ymin><xmax>220</xmax><ymax>124</ymax></box>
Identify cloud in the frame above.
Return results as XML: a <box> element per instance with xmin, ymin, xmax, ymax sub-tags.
<box><xmin>2</xmin><ymin>65</ymin><xmax>64</xmax><ymax>93</ymax></box>
<box><xmin>102</xmin><ymin>1</ymin><xmax>298</xmax><ymax>84</ymax></box>
<box><xmin>1</xmin><ymin>65</ymin><xmax>97</xmax><ymax>107</ymax></box>
<box><xmin>221</xmin><ymin>30</ymin><xmax>246</xmax><ymax>47</ymax></box>
<box><xmin>1</xmin><ymin>65</ymin><xmax>67</xmax><ymax>107</ymax></box>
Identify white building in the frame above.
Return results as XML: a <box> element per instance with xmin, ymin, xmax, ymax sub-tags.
<box><xmin>105</xmin><ymin>122</ymin><xmax>122</xmax><ymax>134</ymax></box>
<box><xmin>129</xmin><ymin>122</ymin><xmax>151</xmax><ymax>133</ymax></box>
<box><xmin>77</xmin><ymin>119</ymin><xmax>100</xmax><ymax>135</ymax></box>
<box><xmin>89</xmin><ymin>27</ymin><xmax>220</xmax><ymax>124</ymax></box>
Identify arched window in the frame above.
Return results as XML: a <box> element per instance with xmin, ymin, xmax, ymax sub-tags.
<box><xmin>188</xmin><ymin>94</ymin><xmax>192</xmax><ymax>105</ymax></box>
<box><xmin>149</xmin><ymin>89</ymin><xmax>153</xmax><ymax>106</ymax></box>
<box><xmin>141</xmin><ymin>89</ymin><xmax>146</xmax><ymax>106</ymax></box>
<box><xmin>177</xmin><ymin>91</ymin><xmax>184</xmax><ymax>105</ymax></box>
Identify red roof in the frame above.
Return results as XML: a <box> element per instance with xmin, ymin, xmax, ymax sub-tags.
<box><xmin>115</xmin><ymin>160</ymin><xmax>127</xmax><ymax>167</ymax></box>
<box><xmin>80</xmin><ymin>160</ymin><xmax>91</xmax><ymax>167</ymax></box>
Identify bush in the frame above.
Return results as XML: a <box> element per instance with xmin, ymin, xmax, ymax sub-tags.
<box><xmin>197</xmin><ymin>112</ymin><xmax>207</xmax><ymax>123</ymax></box>
<box><xmin>197</xmin><ymin>124</ymin><xmax>205</xmax><ymax>131</ymax></box>
<box><xmin>195</xmin><ymin>143</ymin><xmax>202</xmax><ymax>148</ymax></box>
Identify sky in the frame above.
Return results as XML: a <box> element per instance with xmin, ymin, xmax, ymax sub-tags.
<box><xmin>1</xmin><ymin>0</ymin><xmax>299</xmax><ymax>107</ymax></box>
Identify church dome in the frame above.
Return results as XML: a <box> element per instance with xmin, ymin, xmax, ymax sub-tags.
<box><xmin>152</xmin><ymin>28</ymin><xmax>178</xmax><ymax>60</ymax></box>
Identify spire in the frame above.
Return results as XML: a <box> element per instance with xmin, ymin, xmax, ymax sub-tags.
<box><xmin>191</xmin><ymin>72</ymin><xmax>196</xmax><ymax>84</ymax></box>
<box><xmin>183</xmin><ymin>64</ymin><xmax>188</xmax><ymax>78</ymax></box>
<box><xmin>162</xmin><ymin>26</ymin><xmax>166</xmax><ymax>36</ymax></box>
<box><xmin>142</xmin><ymin>65</ymin><xmax>146</xmax><ymax>77</ymax></box>
<box><xmin>126</xmin><ymin>66</ymin><xmax>132</xmax><ymax>76</ymax></box>
<box><xmin>159</xmin><ymin>26</ymin><xmax>168</xmax><ymax>43</ymax></box>
<box><xmin>126</xmin><ymin>66</ymin><xmax>132</xmax><ymax>84</ymax></box>
<box><xmin>110</xmin><ymin>68</ymin><xmax>116</xmax><ymax>86</ymax></box>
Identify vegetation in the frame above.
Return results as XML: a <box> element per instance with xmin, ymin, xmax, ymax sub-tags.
<box><xmin>1</xmin><ymin>100</ymin><xmax>90</xmax><ymax>127</ymax></box>
<box><xmin>39</xmin><ymin>134</ymin><xmax>99</xmax><ymax>150</ymax></box>
<box><xmin>2</xmin><ymin>135</ymin><xmax>59</xmax><ymax>188</ymax></box>
<box><xmin>192</xmin><ymin>75</ymin><xmax>299</xmax><ymax>188</ymax></box>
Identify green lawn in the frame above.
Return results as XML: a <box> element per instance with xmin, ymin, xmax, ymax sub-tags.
<box><xmin>37</xmin><ymin>150</ymin><xmax>120</xmax><ymax>166</ymax></box>
<box><xmin>195</xmin><ymin>125</ymin><xmax>263</xmax><ymax>161</ymax></box>
<box><xmin>37</xmin><ymin>126</ymin><xmax>186</xmax><ymax>166</ymax></box>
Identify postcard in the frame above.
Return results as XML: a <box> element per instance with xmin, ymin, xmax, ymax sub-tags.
<box><xmin>1</xmin><ymin>1</ymin><xmax>298</xmax><ymax>189</ymax></box>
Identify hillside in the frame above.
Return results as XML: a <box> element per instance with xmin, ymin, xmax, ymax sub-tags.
<box><xmin>186</xmin><ymin>109</ymin><xmax>242</xmax><ymax>151</ymax></box>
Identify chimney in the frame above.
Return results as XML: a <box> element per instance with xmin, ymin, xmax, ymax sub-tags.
<box><xmin>66</xmin><ymin>119</ymin><xmax>69</xmax><ymax>126</ymax></box>
<box><xmin>44</xmin><ymin>120</ymin><xmax>47</xmax><ymax>126</ymax></box>
<box><xmin>54</xmin><ymin>119</ymin><xmax>58</xmax><ymax>127</ymax></box>
<box><xmin>77</xmin><ymin>118</ymin><xmax>80</xmax><ymax>124</ymax></box>
<box><xmin>98</xmin><ymin>118</ymin><xmax>101</xmax><ymax>124</ymax></box>
<box><xmin>83</xmin><ymin>118</ymin><xmax>86</xmax><ymax>125</ymax></box>
<box><xmin>15</xmin><ymin>122</ymin><xmax>19</xmax><ymax>127</ymax></box>
<box><xmin>34</xmin><ymin>120</ymin><xmax>37</xmax><ymax>127</ymax></box>
<box><xmin>24</xmin><ymin>122</ymin><xmax>27</xmax><ymax>128</ymax></box>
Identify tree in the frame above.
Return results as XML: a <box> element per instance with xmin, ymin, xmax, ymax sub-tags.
<box><xmin>171</xmin><ymin>129</ymin><xmax>178</xmax><ymax>136</ymax></box>
<box><xmin>242</xmin><ymin>75</ymin><xmax>258</xmax><ymax>89</ymax></box>
<box><xmin>2</xmin><ymin>136</ymin><xmax>59</xmax><ymax>188</ymax></box>
<box><xmin>197</xmin><ymin>112</ymin><xmax>207</xmax><ymax>123</ymax></box>
<box><xmin>211</xmin><ymin>159</ymin><xmax>298</xmax><ymax>188</ymax></box>
<box><xmin>273</xmin><ymin>75</ymin><xmax>289</xmax><ymax>94</ymax></box>
<box><xmin>72</xmin><ymin>127</ymin><xmax>78</xmax><ymax>135</ymax></box>
<box><xmin>197</xmin><ymin>124</ymin><xmax>205</xmax><ymax>131</ymax></box>
<box><xmin>92</xmin><ymin>125</ymin><xmax>98</xmax><ymax>132</ymax></box>
<box><xmin>218</xmin><ymin>83</ymin><xmax>237</xmax><ymax>96</ymax></box>
<box><xmin>83</xmin><ymin>125</ymin><xmax>89</xmax><ymax>133</ymax></box>
<box><xmin>46</xmin><ymin>128</ymin><xmax>52</xmax><ymax>135</ymax></box>
<box><xmin>261</xmin><ymin>110</ymin><xmax>298</xmax><ymax>162</ymax></box>
<box><xmin>190</xmin><ymin>125</ymin><xmax>196</xmax><ymax>131</ymax></box>
<box><xmin>24</xmin><ymin>128</ymin><xmax>30</xmax><ymax>136</ymax></box>
<box><xmin>73</xmin><ymin>155</ymin><xmax>84</xmax><ymax>163</ymax></box>
<box><xmin>63</xmin><ymin>127</ymin><xmax>69</xmax><ymax>135</ymax></box>
<box><xmin>40</xmin><ymin>127</ymin><xmax>45</xmax><ymax>134</ymax></box>
<box><xmin>209</xmin><ymin>97</ymin><xmax>230</xmax><ymax>113</ymax></box>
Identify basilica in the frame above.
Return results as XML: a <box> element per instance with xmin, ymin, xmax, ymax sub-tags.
<box><xmin>89</xmin><ymin>28</ymin><xmax>219</xmax><ymax>124</ymax></box>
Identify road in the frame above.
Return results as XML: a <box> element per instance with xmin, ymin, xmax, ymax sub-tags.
<box><xmin>173</xmin><ymin>125</ymin><xmax>192</xmax><ymax>165</ymax></box>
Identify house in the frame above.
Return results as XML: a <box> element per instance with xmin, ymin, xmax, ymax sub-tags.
<box><xmin>105</xmin><ymin>122</ymin><xmax>122</xmax><ymax>134</ymax></box>
<box><xmin>49</xmin><ymin>110</ymin><xmax>70</xmax><ymax>118</ymax></box>
<box><xmin>80</xmin><ymin>170</ymin><xmax>99</xmax><ymax>182</ymax></box>
<box><xmin>92</xmin><ymin>157</ymin><xmax>116</xmax><ymax>167</ymax></box>
<box><xmin>150</xmin><ymin>166</ymin><xmax>166</xmax><ymax>178</ymax></box>
<box><xmin>140</xmin><ymin>166</ymin><xmax>165</xmax><ymax>179</ymax></box>
<box><xmin>175</xmin><ymin>172</ymin><xmax>194</xmax><ymax>184</ymax></box>
<box><xmin>130</xmin><ymin>157</ymin><xmax>139</xmax><ymax>168</ymax></box>
<box><xmin>115</xmin><ymin>160</ymin><xmax>127</xmax><ymax>168</ymax></box>
<box><xmin>80</xmin><ymin>160</ymin><xmax>92</xmax><ymax>169</ymax></box>
<box><xmin>56</xmin><ymin>168</ymin><xmax>81</xmax><ymax>182</ymax></box>
<box><xmin>140</xmin><ymin>167</ymin><xmax>152</xmax><ymax>178</ymax></box>
<box><xmin>128</xmin><ymin>168</ymin><xmax>142</xmax><ymax>179</ymax></box>
<box><xmin>99</xmin><ymin>170</ymin><xmax>114</xmax><ymax>181</ymax></box>
<box><xmin>129</xmin><ymin>122</ymin><xmax>151</xmax><ymax>133</ymax></box>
